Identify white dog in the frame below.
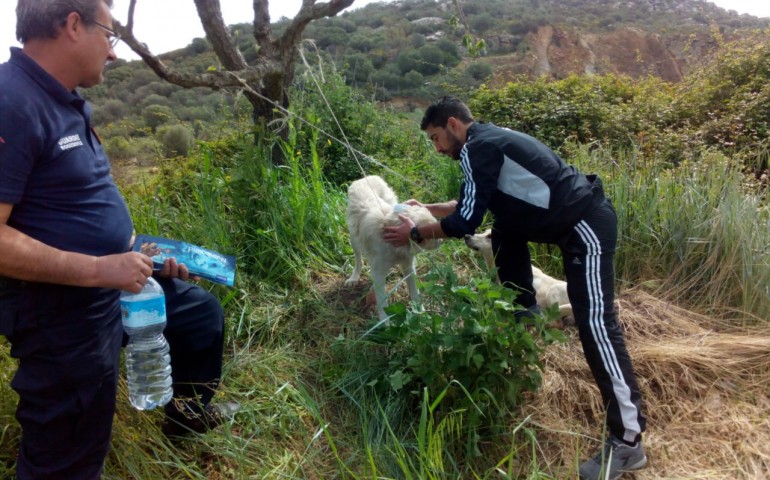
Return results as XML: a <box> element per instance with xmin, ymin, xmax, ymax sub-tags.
<box><xmin>345</xmin><ymin>176</ymin><xmax>442</xmax><ymax>320</ymax></box>
<box><xmin>464</xmin><ymin>229</ymin><xmax>573</xmax><ymax>320</ymax></box>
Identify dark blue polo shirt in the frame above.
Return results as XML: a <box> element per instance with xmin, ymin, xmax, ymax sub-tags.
<box><xmin>0</xmin><ymin>48</ymin><xmax>132</xmax><ymax>256</ymax></box>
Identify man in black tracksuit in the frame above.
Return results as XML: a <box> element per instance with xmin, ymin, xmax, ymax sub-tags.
<box><xmin>384</xmin><ymin>96</ymin><xmax>647</xmax><ymax>480</ymax></box>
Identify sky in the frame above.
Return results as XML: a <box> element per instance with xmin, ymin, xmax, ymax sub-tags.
<box><xmin>1</xmin><ymin>0</ymin><xmax>769</xmax><ymax>61</ymax></box>
<box><xmin>0</xmin><ymin>0</ymin><xmax>391</xmax><ymax>61</ymax></box>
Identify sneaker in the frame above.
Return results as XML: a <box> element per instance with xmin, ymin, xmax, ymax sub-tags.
<box><xmin>162</xmin><ymin>401</ymin><xmax>240</xmax><ymax>438</ymax></box>
<box><xmin>579</xmin><ymin>435</ymin><xmax>647</xmax><ymax>480</ymax></box>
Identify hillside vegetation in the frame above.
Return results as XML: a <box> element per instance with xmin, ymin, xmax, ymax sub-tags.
<box><xmin>1</xmin><ymin>2</ymin><xmax>769</xmax><ymax>479</ymax></box>
<box><xmin>85</xmin><ymin>0</ymin><xmax>769</xmax><ymax>171</ymax></box>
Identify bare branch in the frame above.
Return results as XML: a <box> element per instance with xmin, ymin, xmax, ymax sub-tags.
<box><xmin>279</xmin><ymin>0</ymin><xmax>355</xmax><ymax>52</ymax></box>
<box><xmin>113</xmin><ymin>19</ymin><xmax>280</xmax><ymax>90</ymax></box>
<box><xmin>193</xmin><ymin>0</ymin><xmax>248</xmax><ymax>70</ymax></box>
<box><xmin>126</xmin><ymin>0</ymin><xmax>136</xmax><ymax>31</ymax></box>
<box><xmin>253</xmin><ymin>0</ymin><xmax>272</xmax><ymax>53</ymax></box>
<box><xmin>112</xmin><ymin>0</ymin><xmax>360</xmax><ymax>126</ymax></box>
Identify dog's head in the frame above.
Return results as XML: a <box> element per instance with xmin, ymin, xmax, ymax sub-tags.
<box><xmin>463</xmin><ymin>228</ymin><xmax>492</xmax><ymax>252</ymax></box>
<box><xmin>463</xmin><ymin>228</ymin><xmax>494</xmax><ymax>269</ymax></box>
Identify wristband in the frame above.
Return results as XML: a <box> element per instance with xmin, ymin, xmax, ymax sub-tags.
<box><xmin>409</xmin><ymin>225</ymin><xmax>423</xmax><ymax>244</ymax></box>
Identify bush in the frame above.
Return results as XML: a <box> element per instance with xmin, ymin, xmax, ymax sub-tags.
<box><xmin>142</xmin><ymin>104</ymin><xmax>176</xmax><ymax>131</ymax></box>
<box><xmin>465</xmin><ymin>61</ymin><xmax>493</xmax><ymax>81</ymax></box>
<box><xmin>470</xmin><ymin>74</ymin><xmax>674</xmax><ymax>153</ymax></box>
<box><xmin>333</xmin><ymin>264</ymin><xmax>566</xmax><ymax>454</ymax></box>
<box><xmin>104</xmin><ymin>135</ymin><xmax>137</xmax><ymax>160</ymax></box>
<box><xmin>94</xmin><ymin>99</ymin><xmax>127</xmax><ymax>125</ymax></box>
<box><xmin>159</xmin><ymin>124</ymin><xmax>195</xmax><ymax>158</ymax></box>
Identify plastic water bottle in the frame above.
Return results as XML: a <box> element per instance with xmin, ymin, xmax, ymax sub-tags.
<box><xmin>120</xmin><ymin>276</ymin><xmax>173</xmax><ymax>410</ymax></box>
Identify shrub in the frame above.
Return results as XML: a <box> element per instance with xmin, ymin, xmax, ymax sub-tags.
<box><xmin>333</xmin><ymin>264</ymin><xmax>566</xmax><ymax>455</ymax></box>
<box><xmin>94</xmin><ymin>99</ymin><xmax>127</xmax><ymax>125</ymax></box>
<box><xmin>465</xmin><ymin>61</ymin><xmax>493</xmax><ymax>81</ymax></box>
<box><xmin>142</xmin><ymin>104</ymin><xmax>176</xmax><ymax>131</ymax></box>
<box><xmin>159</xmin><ymin>124</ymin><xmax>195</xmax><ymax>158</ymax></box>
<box><xmin>104</xmin><ymin>135</ymin><xmax>137</xmax><ymax>160</ymax></box>
<box><xmin>470</xmin><ymin>74</ymin><xmax>674</xmax><ymax>154</ymax></box>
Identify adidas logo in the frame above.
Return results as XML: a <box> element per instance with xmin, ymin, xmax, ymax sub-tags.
<box><xmin>572</xmin><ymin>257</ymin><xmax>582</xmax><ymax>265</ymax></box>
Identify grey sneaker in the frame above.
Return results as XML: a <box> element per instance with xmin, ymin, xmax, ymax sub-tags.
<box><xmin>579</xmin><ymin>436</ymin><xmax>647</xmax><ymax>480</ymax></box>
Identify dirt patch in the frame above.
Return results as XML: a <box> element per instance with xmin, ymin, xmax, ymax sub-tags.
<box><xmin>110</xmin><ymin>157</ymin><xmax>160</xmax><ymax>189</ymax></box>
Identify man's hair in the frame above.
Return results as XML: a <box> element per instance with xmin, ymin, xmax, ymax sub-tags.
<box><xmin>16</xmin><ymin>0</ymin><xmax>113</xmax><ymax>43</ymax></box>
<box><xmin>420</xmin><ymin>96</ymin><xmax>474</xmax><ymax>131</ymax></box>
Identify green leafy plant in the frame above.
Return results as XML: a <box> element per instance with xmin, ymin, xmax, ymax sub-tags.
<box><xmin>337</xmin><ymin>263</ymin><xmax>566</xmax><ymax>457</ymax></box>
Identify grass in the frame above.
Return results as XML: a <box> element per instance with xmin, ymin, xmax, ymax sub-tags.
<box><xmin>111</xmin><ymin>134</ymin><xmax>770</xmax><ymax>477</ymax></box>
<box><xmin>2</xmin><ymin>91</ymin><xmax>770</xmax><ymax>478</ymax></box>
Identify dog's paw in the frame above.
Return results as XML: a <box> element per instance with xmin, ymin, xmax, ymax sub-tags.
<box><xmin>344</xmin><ymin>277</ymin><xmax>359</xmax><ymax>286</ymax></box>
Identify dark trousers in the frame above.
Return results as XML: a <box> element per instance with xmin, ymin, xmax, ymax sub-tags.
<box><xmin>493</xmin><ymin>198</ymin><xmax>646</xmax><ymax>443</ymax></box>
<box><xmin>154</xmin><ymin>277</ymin><xmax>224</xmax><ymax>421</ymax></box>
<box><xmin>4</xmin><ymin>278</ymin><xmax>223</xmax><ymax>479</ymax></box>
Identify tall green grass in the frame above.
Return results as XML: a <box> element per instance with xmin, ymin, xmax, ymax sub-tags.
<box><xmin>568</xmin><ymin>144</ymin><xmax>770</xmax><ymax>321</ymax></box>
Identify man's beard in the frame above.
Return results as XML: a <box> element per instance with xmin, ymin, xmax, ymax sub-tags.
<box><xmin>446</xmin><ymin>131</ymin><xmax>464</xmax><ymax>160</ymax></box>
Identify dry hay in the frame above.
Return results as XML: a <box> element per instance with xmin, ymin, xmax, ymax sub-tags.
<box><xmin>522</xmin><ymin>288</ymin><xmax>770</xmax><ymax>479</ymax></box>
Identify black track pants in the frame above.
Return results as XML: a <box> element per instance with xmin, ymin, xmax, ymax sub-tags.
<box><xmin>558</xmin><ymin>198</ymin><xmax>646</xmax><ymax>443</ymax></box>
<box><xmin>493</xmin><ymin>198</ymin><xmax>646</xmax><ymax>443</ymax></box>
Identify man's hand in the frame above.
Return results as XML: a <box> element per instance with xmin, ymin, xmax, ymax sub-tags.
<box><xmin>383</xmin><ymin>214</ymin><xmax>415</xmax><ymax>247</ymax></box>
<box><xmin>94</xmin><ymin>252</ymin><xmax>153</xmax><ymax>293</ymax></box>
<box><xmin>155</xmin><ymin>257</ymin><xmax>200</xmax><ymax>282</ymax></box>
<box><xmin>402</xmin><ymin>199</ymin><xmax>423</xmax><ymax>208</ymax></box>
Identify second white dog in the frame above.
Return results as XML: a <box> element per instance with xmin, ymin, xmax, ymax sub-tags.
<box><xmin>464</xmin><ymin>229</ymin><xmax>573</xmax><ymax>320</ymax></box>
<box><xmin>345</xmin><ymin>175</ymin><xmax>441</xmax><ymax>320</ymax></box>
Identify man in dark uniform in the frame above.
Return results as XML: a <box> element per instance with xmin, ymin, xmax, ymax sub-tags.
<box><xmin>0</xmin><ymin>1</ymin><xmax>231</xmax><ymax>478</ymax></box>
<box><xmin>384</xmin><ymin>96</ymin><xmax>647</xmax><ymax>480</ymax></box>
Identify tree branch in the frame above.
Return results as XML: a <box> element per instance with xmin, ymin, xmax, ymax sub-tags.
<box><xmin>279</xmin><ymin>0</ymin><xmax>355</xmax><ymax>52</ymax></box>
<box><xmin>111</xmin><ymin>0</ymin><xmax>360</xmax><ymax>125</ymax></box>
<box><xmin>193</xmin><ymin>0</ymin><xmax>248</xmax><ymax>70</ymax></box>
<box><xmin>253</xmin><ymin>0</ymin><xmax>273</xmax><ymax>55</ymax></box>
<box><xmin>113</xmin><ymin>18</ymin><xmax>280</xmax><ymax>90</ymax></box>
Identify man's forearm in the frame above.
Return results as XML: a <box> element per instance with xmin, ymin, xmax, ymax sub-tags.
<box><xmin>0</xmin><ymin>224</ymin><xmax>98</xmax><ymax>286</ymax></box>
<box><xmin>427</xmin><ymin>200</ymin><xmax>458</xmax><ymax>218</ymax></box>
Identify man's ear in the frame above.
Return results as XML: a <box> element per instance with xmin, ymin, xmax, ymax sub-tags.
<box><xmin>446</xmin><ymin>116</ymin><xmax>459</xmax><ymax>133</ymax></box>
<box><xmin>62</xmin><ymin>11</ymin><xmax>84</xmax><ymax>41</ymax></box>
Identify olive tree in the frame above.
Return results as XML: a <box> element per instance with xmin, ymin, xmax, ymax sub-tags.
<box><xmin>114</xmin><ymin>0</ymin><xmax>356</xmax><ymax>130</ymax></box>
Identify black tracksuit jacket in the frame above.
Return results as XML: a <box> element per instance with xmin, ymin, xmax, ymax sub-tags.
<box><xmin>440</xmin><ymin>122</ymin><xmax>596</xmax><ymax>242</ymax></box>
<box><xmin>439</xmin><ymin>122</ymin><xmax>647</xmax><ymax>444</ymax></box>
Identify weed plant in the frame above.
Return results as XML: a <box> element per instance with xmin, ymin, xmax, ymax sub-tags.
<box><xmin>330</xmin><ymin>263</ymin><xmax>566</xmax><ymax>466</ymax></box>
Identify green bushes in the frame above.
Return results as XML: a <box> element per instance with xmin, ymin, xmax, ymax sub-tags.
<box><xmin>672</xmin><ymin>32</ymin><xmax>770</xmax><ymax>167</ymax></box>
<box><xmin>469</xmin><ymin>33</ymin><xmax>770</xmax><ymax>170</ymax></box>
<box><xmin>470</xmin><ymin>74</ymin><xmax>674</xmax><ymax>154</ymax></box>
<box><xmin>332</xmin><ymin>264</ymin><xmax>566</xmax><ymax>457</ymax></box>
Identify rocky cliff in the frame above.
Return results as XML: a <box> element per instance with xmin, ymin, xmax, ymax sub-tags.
<box><xmin>483</xmin><ymin>23</ymin><xmax>724</xmax><ymax>84</ymax></box>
